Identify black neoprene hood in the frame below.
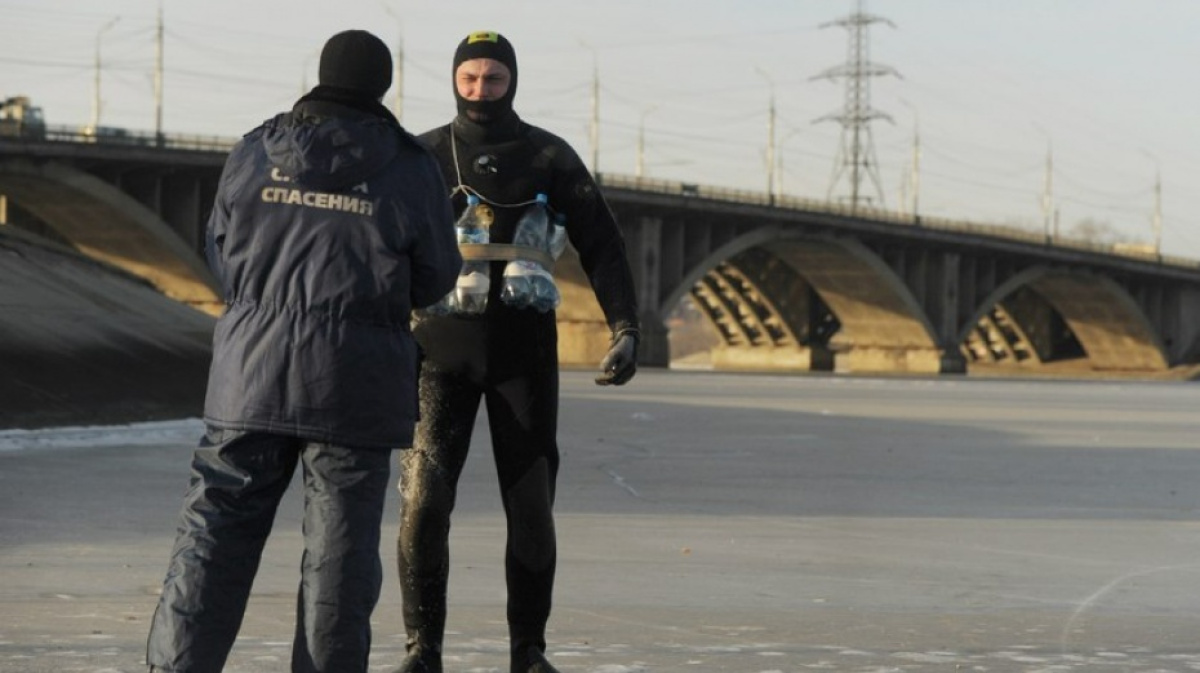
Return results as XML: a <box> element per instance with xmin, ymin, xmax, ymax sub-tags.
<box><xmin>452</xmin><ymin>30</ymin><xmax>518</xmax><ymax>122</ymax></box>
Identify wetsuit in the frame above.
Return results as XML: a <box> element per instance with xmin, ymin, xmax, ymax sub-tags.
<box><xmin>396</xmin><ymin>110</ymin><xmax>639</xmax><ymax>670</ymax></box>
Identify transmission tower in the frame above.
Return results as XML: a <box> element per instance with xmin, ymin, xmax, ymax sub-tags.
<box><xmin>812</xmin><ymin>0</ymin><xmax>900</xmax><ymax>210</ymax></box>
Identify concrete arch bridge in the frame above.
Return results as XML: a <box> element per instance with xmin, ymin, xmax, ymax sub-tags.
<box><xmin>588</xmin><ymin>176</ymin><xmax>1200</xmax><ymax>376</ymax></box>
<box><xmin>2</xmin><ymin>131</ymin><xmax>1198</xmax><ymax>376</ymax></box>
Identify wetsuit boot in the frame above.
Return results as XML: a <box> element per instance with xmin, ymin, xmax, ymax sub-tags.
<box><xmin>394</xmin><ymin>548</ymin><xmax>447</xmax><ymax>673</ymax></box>
<box><xmin>396</xmin><ymin>441</ymin><xmax>460</xmax><ymax>673</ymax></box>
<box><xmin>503</xmin><ymin>455</ymin><xmax>560</xmax><ymax>673</ymax></box>
<box><xmin>510</xmin><ymin>642</ymin><xmax>561</xmax><ymax>673</ymax></box>
<box><xmin>394</xmin><ymin>643</ymin><xmax>442</xmax><ymax>673</ymax></box>
<box><xmin>509</xmin><ymin>624</ymin><xmax>560</xmax><ymax>673</ymax></box>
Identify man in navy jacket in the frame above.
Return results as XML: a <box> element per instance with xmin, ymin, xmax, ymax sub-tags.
<box><xmin>146</xmin><ymin>30</ymin><xmax>460</xmax><ymax>673</ymax></box>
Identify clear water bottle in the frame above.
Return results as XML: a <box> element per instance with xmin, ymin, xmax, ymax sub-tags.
<box><xmin>528</xmin><ymin>265</ymin><xmax>559</xmax><ymax>312</ymax></box>
<box><xmin>549</xmin><ymin>212</ymin><xmax>567</xmax><ymax>259</ymax></box>
<box><xmin>450</xmin><ymin>194</ymin><xmax>491</xmax><ymax>315</ymax></box>
<box><xmin>531</xmin><ymin>212</ymin><xmax>568</xmax><ymax>312</ymax></box>
<box><xmin>501</xmin><ymin>193</ymin><xmax>561</xmax><ymax>312</ymax></box>
<box><xmin>499</xmin><ymin>260</ymin><xmax>535</xmax><ymax>309</ymax></box>
<box><xmin>423</xmin><ymin>293</ymin><xmax>453</xmax><ymax>316</ymax></box>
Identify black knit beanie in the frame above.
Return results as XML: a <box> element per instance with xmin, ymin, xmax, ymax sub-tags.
<box><xmin>319</xmin><ymin>30</ymin><xmax>393</xmax><ymax>99</ymax></box>
<box><xmin>452</xmin><ymin>30</ymin><xmax>518</xmax><ymax>122</ymax></box>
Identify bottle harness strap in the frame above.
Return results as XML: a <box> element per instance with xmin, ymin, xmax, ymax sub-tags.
<box><xmin>449</xmin><ymin>128</ymin><xmax>560</xmax><ymax>268</ymax></box>
<box><xmin>458</xmin><ymin>243</ymin><xmax>555</xmax><ymax>269</ymax></box>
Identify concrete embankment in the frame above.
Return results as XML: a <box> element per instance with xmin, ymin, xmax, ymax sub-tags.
<box><xmin>0</xmin><ymin>228</ymin><xmax>213</xmax><ymax>429</ymax></box>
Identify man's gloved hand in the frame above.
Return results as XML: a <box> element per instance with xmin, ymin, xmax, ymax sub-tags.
<box><xmin>595</xmin><ymin>331</ymin><xmax>638</xmax><ymax>386</ymax></box>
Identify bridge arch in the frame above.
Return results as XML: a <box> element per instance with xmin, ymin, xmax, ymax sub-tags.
<box><xmin>662</xmin><ymin>226</ymin><xmax>943</xmax><ymax>373</ymax></box>
<box><xmin>0</xmin><ymin>158</ymin><xmax>220</xmax><ymax>312</ymax></box>
<box><xmin>1031</xmin><ymin>272</ymin><xmax>1167</xmax><ymax>371</ymax></box>
<box><xmin>963</xmin><ymin>266</ymin><xmax>1167</xmax><ymax>371</ymax></box>
<box><xmin>662</xmin><ymin>224</ymin><xmax>784</xmax><ymax>313</ymax></box>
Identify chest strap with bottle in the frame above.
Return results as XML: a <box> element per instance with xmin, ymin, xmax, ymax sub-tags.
<box><xmin>458</xmin><ymin>243</ymin><xmax>556</xmax><ymax>269</ymax></box>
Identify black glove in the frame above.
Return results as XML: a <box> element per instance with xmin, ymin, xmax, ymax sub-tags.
<box><xmin>595</xmin><ymin>331</ymin><xmax>638</xmax><ymax>386</ymax></box>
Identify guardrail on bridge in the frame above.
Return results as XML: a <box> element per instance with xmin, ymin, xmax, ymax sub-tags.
<box><xmin>2</xmin><ymin>123</ymin><xmax>237</xmax><ymax>153</ymax></box>
<box><xmin>598</xmin><ymin>173</ymin><xmax>1197</xmax><ymax>270</ymax></box>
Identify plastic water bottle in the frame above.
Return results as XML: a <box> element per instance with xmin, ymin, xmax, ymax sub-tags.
<box><xmin>531</xmin><ymin>212</ymin><xmax>568</xmax><ymax>311</ymax></box>
<box><xmin>450</xmin><ymin>195</ymin><xmax>491</xmax><ymax>315</ymax></box>
<box><xmin>498</xmin><ymin>260</ymin><xmax>535</xmax><ymax>309</ymax></box>
<box><xmin>423</xmin><ymin>293</ymin><xmax>453</xmax><ymax>316</ymax></box>
<box><xmin>501</xmin><ymin>193</ymin><xmax>561</xmax><ymax>312</ymax></box>
<box><xmin>529</xmin><ymin>208</ymin><xmax>565</xmax><ymax>312</ymax></box>
<box><xmin>549</xmin><ymin>212</ymin><xmax>567</xmax><ymax>259</ymax></box>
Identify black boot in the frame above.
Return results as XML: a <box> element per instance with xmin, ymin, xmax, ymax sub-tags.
<box><xmin>511</xmin><ymin>643</ymin><xmax>561</xmax><ymax>673</ymax></box>
<box><xmin>392</xmin><ymin>643</ymin><xmax>442</xmax><ymax>673</ymax></box>
<box><xmin>397</xmin><ymin>449</ymin><xmax>453</xmax><ymax>673</ymax></box>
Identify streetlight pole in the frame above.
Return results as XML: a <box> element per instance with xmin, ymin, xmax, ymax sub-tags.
<box><xmin>1030</xmin><ymin>123</ymin><xmax>1055</xmax><ymax>242</ymax></box>
<box><xmin>899</xmin><ymin>98</ymin><xmax>921</xmax><ymax>220</ymax></box>
<box><xmin>1142</xmin><ymin>150</ymin><xmax>1163</xmax><ymax>257</ymax></box>
<box><xmin>1153</xmin><ymin>171</ymin><xmax>1162</xmax><ymax>256</ymax></box>
<box><xmin>755</xmin><ymin>67</ymin><xmax>776</xmax><ymax>201</ymax></box>
<box><xmin>1042</xmin><ymin>141</ymin><xmax>1054</xmax><ymax>242</ymax></box>
<box><xmin>300</xmin><ymin>49</ymin><xmax>319</xmax><ymax>98</ymax></box>
<box><xmin>581</xmin><ymin>43</ymin><xmax>601</xmax><ymax>177</ymax></box>
<box><xmin>775</xmin><ymin>128</ymin><xmax>802</xmax><ymax>196</ymax></box>
<box><xmin>636</xmin><ymin>106</ymin><xmax>658</xmax><ymax>179</ymax></box>
<box><xmin>591</xmin><ymin>62</ymin><xmax>600</xmax><ymax>175</ymax></box>
<box><xmin>379</xmin><ymin>1</ymin><xmax>404</xmax><ymax>122</ymax></box>
<box><xmin>154</xmin><ymin>2</ymin><xmax>163</xmax><ymax>144</ymax></box>
<box><xmin>91</xmin><ymin>16</ymin><xmax>120</xmax><ymax>132</ymax></box>
<box><xmin>576</xmin><ymin>41</ymin><xmax>602</xmax><ymax>175</ymax></box>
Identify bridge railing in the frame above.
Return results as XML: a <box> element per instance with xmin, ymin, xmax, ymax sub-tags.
<box><xmin>8</xmin><ymin>124</ymin><xmax>237</xmax><ymax>153</ymax></box>
<box><xmin>598</xmin><ymin>173</ymin><xmax>1198</xmax><ymax>269</ymax></box>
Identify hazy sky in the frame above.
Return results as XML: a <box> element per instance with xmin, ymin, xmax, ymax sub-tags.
<box><xmin>4</xmin><ymin>0</ymin><xmax>1197</xmax><ymax>259</ymax></box>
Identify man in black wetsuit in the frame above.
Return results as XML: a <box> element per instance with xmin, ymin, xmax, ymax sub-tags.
<box><xmin>394</xmin><ymin>30</ymin><xmax>641</xmax><ymax>673</ymax></box>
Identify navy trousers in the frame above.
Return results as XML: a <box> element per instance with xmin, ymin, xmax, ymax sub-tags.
<box><xmin>146</xmin><ymin>428</ymin><xmax>392</xmax><ymax>672</ymax></box>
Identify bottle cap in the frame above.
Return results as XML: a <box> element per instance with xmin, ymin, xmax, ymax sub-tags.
<box><xmin>458</xmin><ymin>270</ymin><xmax>489</xmax><ymax>290</ymax></box>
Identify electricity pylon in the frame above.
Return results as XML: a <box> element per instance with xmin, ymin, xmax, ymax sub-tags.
<box><xmin>812</xmin><ymin>0</ymin><xmax>900</xmax><ymax>211</ymax></box>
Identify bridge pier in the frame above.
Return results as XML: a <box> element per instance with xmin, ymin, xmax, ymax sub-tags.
<box><xmin>556</xmin><ymin>313</ymin><xmax>670</xmax><ymax>369</ymax></box>
<box><xmin>835</xmin><ymin>347</ymin><xmax>944</xmax><ymax>375</ymax></box>
<box><xmin>710</xmin><ymin>345</ymin><xmax>833</xmax><ymax>372</ymax></box>
<box><xmin>939</xmin><ymin>351</ymin><xmax>968</xmax><ymax>374</ymax></box>
<box><xmin>637</xmin><ymin>315</ymin><xmax>670</xmax><ymax>367</ymax></box>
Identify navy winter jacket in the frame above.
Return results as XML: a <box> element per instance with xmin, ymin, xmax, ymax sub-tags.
<box><xmin>203</xmin><ymin>100</ymin><xmax>461</xmax><ymax>448</ymax></box>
